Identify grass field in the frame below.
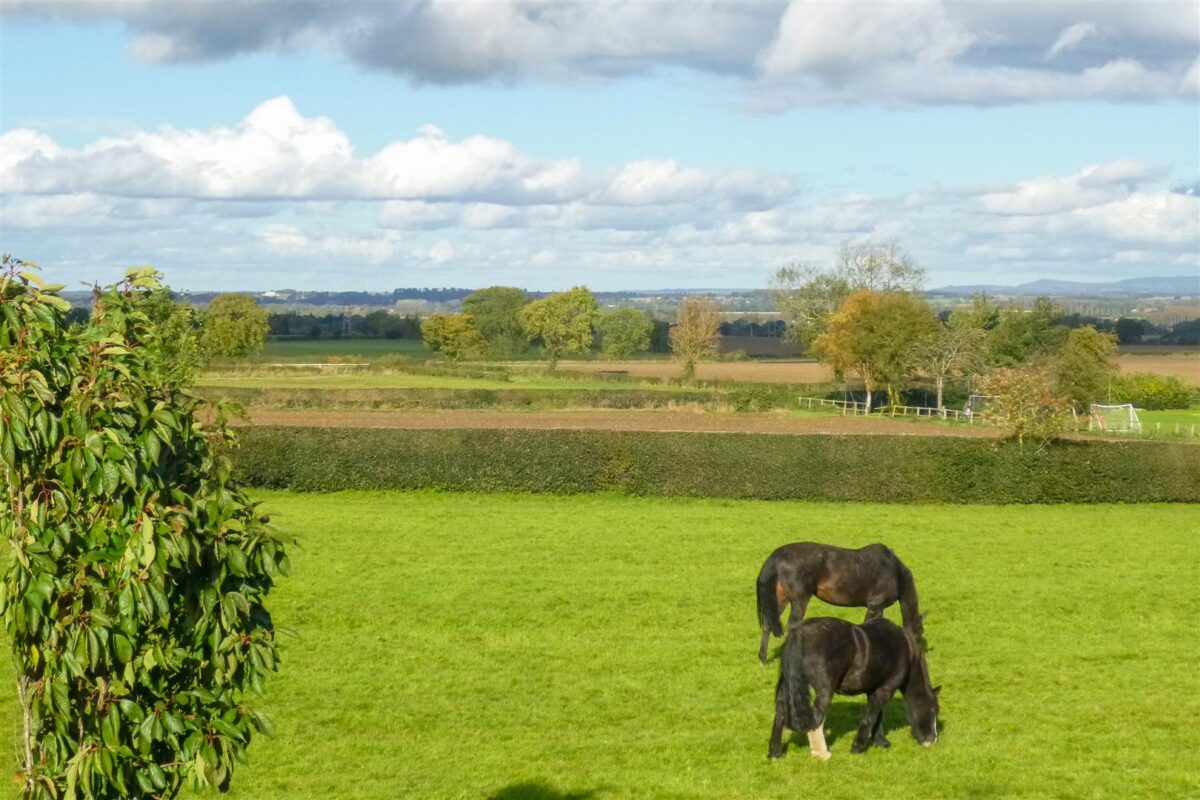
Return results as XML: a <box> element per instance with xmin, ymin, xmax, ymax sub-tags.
<box><xmin>197</xmin><ymin>369</ymin><xmax>685</xmax><ymax>392</ymax></box>
<box><xmin>257</xmin><ymin>339</ymin><xmax>431</xmax><ymax>360</ymax></box>
<box><xmin>7</xmin><ymin>492</ymin><xmax>1194</xmax><ymax>799</ymax></box>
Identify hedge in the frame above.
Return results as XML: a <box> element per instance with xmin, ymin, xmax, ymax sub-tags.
<box><xmin>233</xmin><ymin>427</ymin><xmax>1200</xmax><ymax>503</ymax></box>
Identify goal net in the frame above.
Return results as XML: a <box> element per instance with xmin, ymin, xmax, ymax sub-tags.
<box><xmin>1089</xmin><ymin>404</ymin><xmax>1141</xmax><ymax>433</ymax></box>
<box><xmin>963</xmin><ymin>394</ymin><xmax>997</xmax><ymax>419</ymax></box>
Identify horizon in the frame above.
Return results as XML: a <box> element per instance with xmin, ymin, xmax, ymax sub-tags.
<box><xmin>2</xmin><ymin>2</ymin><xmax>1198</xmax><ymax>291</ymax></box>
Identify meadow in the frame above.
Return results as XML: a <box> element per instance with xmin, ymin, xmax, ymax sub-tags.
<box><xmin>8</xmin><ymin>492</ymin><xmax>1194</xmax><ymax>799</ymax></box>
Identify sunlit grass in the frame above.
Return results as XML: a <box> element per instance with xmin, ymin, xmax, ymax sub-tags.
<box><xmin>8</xmin><ymin>493</ymin><xmax>1193</xmax><ymax>799</ymax></box>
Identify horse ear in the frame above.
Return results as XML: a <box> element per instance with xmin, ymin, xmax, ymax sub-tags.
<box><xmin>933</xmin><ymin>685</ymin><xmax>942</xmax><ymax>696</ymax></box>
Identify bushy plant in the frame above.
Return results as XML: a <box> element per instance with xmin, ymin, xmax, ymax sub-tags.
<box><xmin>1</xmin><ymin>259</ymin><xmax>292</xmax><ymax>799</ymax></box>
<box><xmin>1109</xmin><ymin>372</ymin><xmax>1194</xmax><ymax>410</ymax></box>
<box><xmin>980</xmin><ymin>364</ymin><xmax>1071</xmax><ymax>446</ymax></box>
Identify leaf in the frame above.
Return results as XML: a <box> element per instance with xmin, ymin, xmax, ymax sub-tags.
<box><xmin>114</xmin><ymin>634</ymin><xmax>133</xmax><ymax>663</ymax></box>
<box><xmin>102</xmin><ymin>460</ymin><xmax>120</xmax><ymax>495</ymax></box>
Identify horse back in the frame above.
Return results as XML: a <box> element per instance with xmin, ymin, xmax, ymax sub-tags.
<box><xmin>797</xmin><ymin>617</ymin><xmax>911</xmax><ymax>698</ymax></box>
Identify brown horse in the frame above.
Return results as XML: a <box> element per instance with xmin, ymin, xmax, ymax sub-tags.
<box><xmin>756</xmin><ymin>542</ymin><xmax>924</xmax><ymax>665</ymax></box>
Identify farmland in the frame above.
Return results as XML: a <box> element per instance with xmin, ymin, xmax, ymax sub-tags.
<box><xmin>6</xmin><ymin>492</ymin><xmax>1193</xmax><ymax>799</ymax></box>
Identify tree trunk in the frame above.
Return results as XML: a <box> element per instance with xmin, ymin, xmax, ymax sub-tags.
<box><xmin>935</xmin><ymin>376</ymin><xmax>944</xmax><ymax>411</ymax></box>
<box><xmin>863</xmin><ymin>383</ymin><xmax>873</xmax><ymax>413</ymax></box>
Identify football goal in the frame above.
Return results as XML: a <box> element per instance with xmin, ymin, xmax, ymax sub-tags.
<box><xmin>1089</xmin><ymin>404</ymin><xmax>1141</xmax><ymax>433</ymax></box>
<box><xmin>963</xmin><ymin>394</ymin><xmax>997</xmax><ymax>419</ymax></box>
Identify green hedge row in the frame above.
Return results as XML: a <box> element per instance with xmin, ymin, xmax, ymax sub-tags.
<box><xmin>233</xmin><ymin>427</ymin><xmax>1200</xmax><ymax>503</ymax></box>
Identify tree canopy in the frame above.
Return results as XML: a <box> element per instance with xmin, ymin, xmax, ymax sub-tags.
<box><xmin>200</xmin><ymin>294</ymin><xmax>269</xmax><ymax>359</ymax></box>
<box><xmin>596</xmin><ymin>308</ymin><xmax>654</xmax><ymax>359</ymax></box>
<box><xmin>813</xmin><ymin>289</ymin><xmax>939</xmax><ymax>411</ymax></box>
<box><xmin>518</xmin><ymin>287</ymin><xmax>599</xmax><ymax>368</ymax></box>
<box><xmin>461</xmin><ymin>286</ymin><xmax>530</xmax><ymax>359</ymax></box>
<box><xmin>420</xmin><ymin>313</ymin><xmax>486</xmax><ymax>361</ymax></box>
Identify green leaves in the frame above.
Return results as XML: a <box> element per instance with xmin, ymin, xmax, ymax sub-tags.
<box><xmin>1</xmin><ymin>260</ymin><xmax>291</xmax><ymax>800</ymax></box>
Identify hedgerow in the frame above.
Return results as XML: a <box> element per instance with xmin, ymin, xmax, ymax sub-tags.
<box><xmin>233</xmin><ymin>426</ymin><xmax>1199</xmax><ymax>503</ymax></box>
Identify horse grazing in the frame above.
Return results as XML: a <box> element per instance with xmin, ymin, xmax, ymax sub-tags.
<box><xmin>756</xmin><ymin>542</ymin><xmax>924</xmax><ymax>665</ymax></box>
<box><xmin>768</xmin><ymin>617</ymin><xmax>940</xmax><ymax>760</ymax></box>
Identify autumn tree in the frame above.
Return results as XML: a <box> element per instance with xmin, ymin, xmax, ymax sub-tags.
<box><xmin>813</xmin><ymin>290</ymin><xmax>939</xmax><ymax>412</ymax></box>
<box><xmin>420</xmin><ymin>313</ymin><xmax>486</xmax><ymax>361</ymax></box>
<box><xmin>518</xmin><ymin>286</ymin><xmax>599</xmax><ymax>368</ymax></box>
<box><xmin>596</xmin><ymin>308</ymin><xmax>654</xmax><ymax>359</ymax></box>
<box><xmin>980</xmin><ymin>364</ymin><xmax>1071</xmax><ymax>447</ymax></box>
<box><xmin>1054</xmin><ymin>325</ymin><xmax>1118</xmax><ymax>413</ymax></box>
<box><xmin>770</xmin><ymin>240</ymin><xmax>925</xmax><ymax>350</ymax></box>
<box><xmin>669</xmin><ymin>296</ymin><xmax>721</xmax><ymax>380</ymax></box>
<box><xmin>200</xmin><ymin>293</ymin><xmax>269</xmax><ymax>359</ymax></box>
<box><xmin>461</xmin><ymin>286</ymin><xmax>530</xmax><ymax>359</ymax></box>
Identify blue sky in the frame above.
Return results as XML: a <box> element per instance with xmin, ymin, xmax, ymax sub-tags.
<box><xmin>2</xmin><ymin>2</ymin><xmax>1198</xmax><ymax>291</ymax></box>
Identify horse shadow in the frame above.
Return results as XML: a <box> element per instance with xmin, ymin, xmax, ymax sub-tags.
<box><xmin>488</xmin><ymin>780</ymin><xmax>602</xmax><ymax>800</ymax></box>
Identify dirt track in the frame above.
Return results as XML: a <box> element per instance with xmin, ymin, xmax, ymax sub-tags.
<box><xmin>243</xmin><ymin>409</ymin><xmax>998</xmax><ymax>437</ymax></box>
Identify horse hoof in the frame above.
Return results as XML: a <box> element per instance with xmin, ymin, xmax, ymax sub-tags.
<box><xmin>812</xmin><ymin>751</ymin><xmax>831</xmax><ymax>762</ymax></box>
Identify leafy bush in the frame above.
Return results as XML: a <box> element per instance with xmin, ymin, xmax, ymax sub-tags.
<box><xmin>980</xmin><ymin>365</ymin><xmax>1071</xmax><ymax>445</ymax></box>
<box><xmin>1109</xmin><ymin>373</ymin><xmax>1194</xmax><ymax>410</ymax></box>
<box><xmin>1</xmin><ymin>261</ymin><xmax>292</xmax><ymax>799</ymax></box>
<box><xmin>234</xmin><ymin>426</ymin><xmax>1199</xmax><ymax>503</ymax></box>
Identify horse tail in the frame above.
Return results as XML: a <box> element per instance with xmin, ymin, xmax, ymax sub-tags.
<box><xmin>757</xmin><ymin>554</ymin><xmax>784</xmax><ymax>637</ymax></box>
<box><xmin>896</xmin><ymin>560</ymin><xmax>924</xmax><ymax>642</ymax></box>
<box><xmin>778</xmin><ymin>632</ymin><xmax>815</xmax><ymax>732</ymax></box>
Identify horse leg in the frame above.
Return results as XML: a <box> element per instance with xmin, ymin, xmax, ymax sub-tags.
<box><xmin>787</xmin><ymin>593</ymin><xmax>811</xmax><ymax>631</ymax></box>
<box><xmin>863</xmin><ymin>603</ymin><xmax>885</xmax><ymax>623</ymax></box>
<box><xmin>806</xmin><ymin>680</ymin><xmax>834</xmax><ymax>761</ymax></box>
<box><xmin>871</xmin><ymin>708</ymin><xmax>891</xmax><ymax>749</ymax></box>
<box><xmin>851</xmin><ymin>688</ymin><xmax>894</xmax><ymax>753</ymax></box>
<box><xmin>760</xmin><ymin>583</ymin><xmax>793</xmax><ymax>666</ymax></box>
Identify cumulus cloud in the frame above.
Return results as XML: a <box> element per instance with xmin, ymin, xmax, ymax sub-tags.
<box><xmin>4</xmin><ymin>0</ymin><xmax>1198</xmax><ymax>105</ymax></box>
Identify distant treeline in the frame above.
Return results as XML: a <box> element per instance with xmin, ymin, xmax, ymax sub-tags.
<box><xmin>264</xmin><ymin>309</ymin><xmax>1196</xmax><ymax>345</ymax></box>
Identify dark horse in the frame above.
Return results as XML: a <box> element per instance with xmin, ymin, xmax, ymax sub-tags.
<box><xmin>756</xmin><ymin>542</ymin><xmax>924</xmax><ymax>665</ymax></box>
<box><xmin>768</xmin><ymin>617</ymin><xmax>940</xmax><ymax>760</ymax></box>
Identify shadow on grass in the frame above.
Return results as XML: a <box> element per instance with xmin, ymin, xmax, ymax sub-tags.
<box><xmin>488</xmin><ymin>780</ymin><xmax>602</xmax><ymax>800</ymax></box>
<box><xmin>778</xmin><ymin>700</ymin><xmax>922</xmax><ymax>755</ymax></box>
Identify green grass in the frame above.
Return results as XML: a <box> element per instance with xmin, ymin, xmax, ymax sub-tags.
<box><xmin>8</xmin><ymin>492</ymin><xmax>1195</xmax><ymax>799</ymax></box>
<box><xmin>257</xmin><ymin>339</ymin><xmax>431</xmax><ymax>360</ymax></box>
<box><xmin>1138</xmin><ymin>406</ymin><xmax>1200</xmax><ymax>429</ymax></box>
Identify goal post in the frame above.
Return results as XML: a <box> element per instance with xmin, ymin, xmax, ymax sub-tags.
<box><xmin>1088</xmin><ymin>403</ymin><xmax>1142</xmax><ymax>433</ymax></box>
<box><xmin>963</xmin><ymin>394</ymin><xmax>997</xmax><ymax>420</ymax></box>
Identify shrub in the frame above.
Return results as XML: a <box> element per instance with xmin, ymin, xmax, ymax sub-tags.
<box><xmin>1</xmin><ymin>262</ymin><xmax>292</xmax><ymax>799</ymax></box>
<box><xmin>1109</xmin><ymin>373</ymin><xmax>1194</xmax><ymax>410</ymax></box>
<box><xmin>234</xmin><ymin>427</ymin><xmax>1199</xmax><ymax>504</ymax></box>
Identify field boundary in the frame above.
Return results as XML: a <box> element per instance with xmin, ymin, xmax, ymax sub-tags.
<box><xmin>233</xmin><ymin>426</ymin><xmax>1200</xmax><ymax>503</ymax></box>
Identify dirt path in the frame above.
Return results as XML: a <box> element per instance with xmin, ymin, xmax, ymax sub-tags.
<box><xmin>242</xmin><ymin>408</ymin><xmax>998</xmax><ymax>437</ymax></box>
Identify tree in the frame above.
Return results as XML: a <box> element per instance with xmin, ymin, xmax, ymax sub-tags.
<box><xmin>518</xmin><ymin>287</ymin><xmax>599</xmax><ymax>368</ymax></box>
<box><xmin>985</xmin><ymin>297</ymin><xmax>1065</xmax><ymax>367</ymax></box>
<box><xmin>669</xmin><ymin>296</ymin><xmax>721</xmax><ymax>380</ymax></box>
<box><xmin>1</xmin><ymin>258</ymin><xmax>291</xmax><ymax>799</ymax></box>
<box><xmin>979</xmin><ymin>364</ymin><xmax>1070</xmax><ymax>446</ymax></box>
<box><xmin>142</xmin><ymin>287</ymin><xmax>208</xmax><ymax>383</ymax></box>
<box><xmin>461</xmin><ymin>286</ymin><xmax>531</xmax><ymax>359</ymax></box>
<box><xmin>596</xmin><ymin>308</ymin><xmax>654</xmax><ymax>359</ymax></box>
<box><xmin>201</xmin><ymin>293</ymin><xmax>269</xmax><ymax>358</ymax></box>
<box><xmin>812</xmin><ymin>290</ymin><xmax>939</xmax><ymax>412</ymax></box>
<box><xmin>1054</xmin><ymin>325</ymin><xmax>1118</xmax><ymax>413</ymax></box>
<box><xmin>420</xmin><ymin>313</ymin><xmax>485</xmax><ymax>361</ymax></box>
<box><xmin>770</xmin><ymin>240</ymin><xmax>925</xmax><ymax>350</ymax></box>
<box><xmin>1113</xmin><ymin>317</ymin><xmax>1144</xmax><ymax>345</ymax></box>
<box><xmin>951</xmin><ymin>293</ymin><xmax>1000</xmax><ymax>332</ymax></box>
<box><xmin>909</xmin><ymin>320</ymin><xmax>985</xmax><ymax>412</ymax></box>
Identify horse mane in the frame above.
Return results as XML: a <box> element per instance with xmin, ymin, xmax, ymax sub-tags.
<box><xmin>901</xmin><ymin>627</ymin><xmax>932</xmax><ymax>692</ymax></box>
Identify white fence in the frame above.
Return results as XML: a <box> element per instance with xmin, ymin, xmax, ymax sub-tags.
<box><xmin>796</xmin><ymin>396</ymin><xmax>968</xmax><ymax>421</ymax></box>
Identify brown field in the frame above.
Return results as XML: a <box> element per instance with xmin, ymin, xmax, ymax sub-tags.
<box><xmin>551</xmin><ymin>353</ymin><xmax>1200</xmax><ymax>386</ymax></box>
<box><xmin>1115</xmin><ymin>353</ymin><xmax>1200</xmax><ymax>385</ymax></box>
<box><xmin>241</xmin><ymin>408</ymin><xmax>996</xmax><ymax>437</ymax></box>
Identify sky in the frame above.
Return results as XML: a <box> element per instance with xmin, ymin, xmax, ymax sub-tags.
<box><xmin>1</xmin><ymin>1</ymin><xmax>1198</xmax><ymax>292</ymax></box>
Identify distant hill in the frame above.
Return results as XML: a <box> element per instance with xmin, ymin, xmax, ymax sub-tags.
<box><xmin>931</xmin><ymin>276</ymin><xmax>1198</xmax><ymax>298</ymax></box>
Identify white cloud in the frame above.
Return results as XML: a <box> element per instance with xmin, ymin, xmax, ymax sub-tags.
<box><xmin>4</xmin><ymin>1</ymin><xmax>1198</xmax><ymax>106</ymax></box>
<box><xmin>1046</xmin><ymin>22</ymin><xmax>1099</xmax><ymax>60</ymax></box>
